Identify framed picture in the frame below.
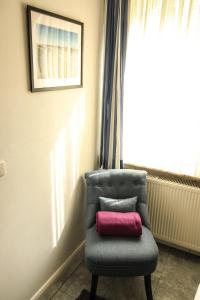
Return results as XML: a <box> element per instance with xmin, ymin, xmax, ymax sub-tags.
<box><xmin>27</xmin><ymin>6</ymin><xmax>83</xmax><ymax>92</ymax></box>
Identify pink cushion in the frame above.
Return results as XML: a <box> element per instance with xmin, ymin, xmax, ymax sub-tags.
<box><xmin>96</xmin><ymin>211</ymin><xmax>142</xmax><ymax>237</ymax></box>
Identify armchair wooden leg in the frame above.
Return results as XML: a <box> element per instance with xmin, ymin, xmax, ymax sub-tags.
<box><xmin>144</xmin><ymin>275</ymin><xmax>153</xmax><ymax>300</ymax></box>
<box><xmin>90</xmin><ymin>274</ymin><xmax>98</xmax><ymax>300</ymax></box>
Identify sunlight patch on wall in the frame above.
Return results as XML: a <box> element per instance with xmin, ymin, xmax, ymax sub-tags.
<box><xmin>69</xmin><ymin>94</ymin><xmax>86</xmax><ymax>190</ymax></box>
<box><xmin>50</xmin><ymin>94</ymin><xmax>86</xmax><ymax>248</ymax></box>
<box><xmin>50</xmin><ymin>129</ymin><xmax>66</xmax><ymax>248</ymax></box>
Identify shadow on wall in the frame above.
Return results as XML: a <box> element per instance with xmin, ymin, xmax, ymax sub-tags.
<box><xmin>50</xmin><ymin>95</ymin><xmax>86</xmax><ymax>249</ymax></box>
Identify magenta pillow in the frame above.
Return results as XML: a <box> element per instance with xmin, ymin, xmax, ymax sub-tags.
<box><xmin>96</xmin><ymin>211</ymin><xmax>142</xmax><ymax>237</ymax></box>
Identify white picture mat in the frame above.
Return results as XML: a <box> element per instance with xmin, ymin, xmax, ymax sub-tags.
<box><xmin>31</xmin><ymin>10</ymin><xmax>82</xmax><ymax>88</ymax></box>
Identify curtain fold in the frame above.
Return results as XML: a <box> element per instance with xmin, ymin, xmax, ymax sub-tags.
<box><xmin>100</xmin><ymin>0</ymin><xmax>128</xmax><ymax>169</ymax></box>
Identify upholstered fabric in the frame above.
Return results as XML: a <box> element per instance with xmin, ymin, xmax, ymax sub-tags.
<box><xmin>99</xmin><ymin>196</ymin><xmax>137</xmax><ymax>212</ymax></box>
<box><xmin>84</xmin><ymin>169</ymin><xmax>158</xmax><ymax>279</ymax></box>
<box><xmin>84</xmin><ymin>169</ymin><xmax>150</xmax><ymax>229</ymax></box>
<box><xmin>85</xmin><ymin>225</ymin><xmax>158</xmax><ymax>276</ymax></box>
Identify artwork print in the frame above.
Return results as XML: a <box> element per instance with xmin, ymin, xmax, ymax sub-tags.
<box><xmin>27</xmin><ymin>6</ymin><xmax>83</xmax><ymax>91</ymax></box>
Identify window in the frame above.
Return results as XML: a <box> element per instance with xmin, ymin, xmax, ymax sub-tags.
<box><xmin>123</xmin><ymin>0</ymin><xmax>200</xmax><ymax>177</ymax></box>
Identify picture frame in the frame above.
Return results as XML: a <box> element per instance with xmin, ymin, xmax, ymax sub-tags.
<box><xmin>27</xmin><ymin>5</ymin><xmax>83</xmax><ymax>92</ymax></box>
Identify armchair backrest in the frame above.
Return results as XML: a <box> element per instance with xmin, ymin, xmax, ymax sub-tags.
<box><xmin>84</xmin><ymin>169</ymin><xmax>150</xmax><ymax>229</ymax></box>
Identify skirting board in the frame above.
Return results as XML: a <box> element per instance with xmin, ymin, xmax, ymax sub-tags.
<box><xmin>30</xmin><ymin>240</ymin><xmax>85</xmax><ymax>300</ymax></box>
<box><xmin>156</xmin><ymin>239</ymin><xmax>200</xmax><ymax>257</ymax></box>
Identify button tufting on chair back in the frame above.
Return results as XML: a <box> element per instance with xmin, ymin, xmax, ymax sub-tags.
<box><xmin>84</xmin><ymin>169</ymin><xmax>150</xmax><ymax>229</ymax></box>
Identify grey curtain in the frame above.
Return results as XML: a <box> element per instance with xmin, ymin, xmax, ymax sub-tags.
<box><xmin>100</xmin><ymin>0</ymin><xmax>129</xmax><ymax>169</ymax></box>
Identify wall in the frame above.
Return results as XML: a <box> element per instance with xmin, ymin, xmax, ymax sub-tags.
<box><xmin>0</xmin><ymin>0</ymin><xmax>103</xmax><ymax>299</ymax></box>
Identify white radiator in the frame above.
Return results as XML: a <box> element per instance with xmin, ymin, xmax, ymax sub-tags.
<box><xmin>147</xmin><ymin>177</ymin><xmax>200</xmax><ymax>254</ymax></box>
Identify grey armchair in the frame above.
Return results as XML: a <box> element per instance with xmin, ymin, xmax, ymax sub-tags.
<box><xmin>84</xmin><ymin>169</ymin><xmax>158</xmax><ymax>300</ymax></box>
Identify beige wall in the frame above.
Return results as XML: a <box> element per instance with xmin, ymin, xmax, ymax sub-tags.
<box><xmin>0</xmin><ymin>0</ymin><xmax>103</xmax><ymax>299</ymax></box>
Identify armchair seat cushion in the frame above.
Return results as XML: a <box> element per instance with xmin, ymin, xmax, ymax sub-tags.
<box><xmin>85</xmin><ymin>225</ymin><xmax>158</xmax><ymax>277</ymax></box>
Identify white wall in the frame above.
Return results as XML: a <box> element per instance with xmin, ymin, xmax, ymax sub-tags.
<box><xmin>0</xmin><ymin>0</ymin><xmax>103</xmax><ymax>299</ymax></box>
